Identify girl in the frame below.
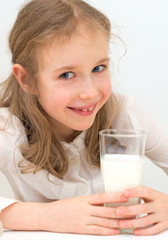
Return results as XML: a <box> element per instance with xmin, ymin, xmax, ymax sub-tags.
<box><xmin>0</xmin><ymin>0</ymin><xmax>168</xmax><ymax>236</ymax></box>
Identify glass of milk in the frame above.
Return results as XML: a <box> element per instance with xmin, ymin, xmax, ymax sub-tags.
<box><xmin>99</xmin><ymin>129</ymin><xmax>146</xmax><ymax>208</ymax></box>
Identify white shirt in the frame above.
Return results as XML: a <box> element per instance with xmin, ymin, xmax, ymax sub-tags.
<box><xmin>0</xmin><ymin>94</ymin><xmax>168</xmax><ymax>212</ymax></box>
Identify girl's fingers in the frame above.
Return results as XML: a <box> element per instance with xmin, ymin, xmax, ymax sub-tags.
<box><xmin>85</xmin><ymin>225</ymin><xmax>120</xmax><ymax>235</ymax></box>
<box><xmin>123</xmin><ymin>186</ymin><xmax>159</xmax><ymax>201</ymax></box>
<box><xmin>91</xmin><ymin>205</ymin><xmax>136</xmax><ymax>219</ymax></box>
<box><xmin>88</xmin><ymin>216</ymin><xmax>119</xmax><ymax>228</ymax></box>
<box><xmin>115</xmin><ymin>202</ymin><xmax>153</xmax><ymax>216</ymax></box>
<box><xmin>133</xmin><ymin>222</ymin><xmax>167</xmax><ymax>236</ymax></box>
<box><xmin>88</xmin><ymin>192</ymin><xmax>128</xmax><ymax>205</ymax></box>
<box><xmin>118</xmin><ymin>213</ymin><xmax>155</xmax><ymax>229</ymax></box>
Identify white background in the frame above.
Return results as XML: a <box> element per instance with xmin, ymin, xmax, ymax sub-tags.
<box><xmin>0</xmin><ymin>0</ymin><xmax>168</xmax><ymax>199</ymax></box>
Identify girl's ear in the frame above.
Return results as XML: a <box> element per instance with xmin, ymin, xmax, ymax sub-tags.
<box><xmin>12</xmin><ymin>64</ymin><xmax>30</xmax><ymax>93</ymax></box>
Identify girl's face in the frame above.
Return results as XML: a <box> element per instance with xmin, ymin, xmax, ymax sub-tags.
<box><xmin>37</xmin><ymin>26</ymin><xmax>112</xmax><ymax>141</ymax></box>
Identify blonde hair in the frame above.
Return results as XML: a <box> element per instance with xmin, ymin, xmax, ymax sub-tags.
<box><xmin>0</xmin><ymin>0</ymin><xmax>118</xmax><ymax>179</ymax></box>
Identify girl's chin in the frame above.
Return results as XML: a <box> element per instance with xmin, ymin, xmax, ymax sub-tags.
<box><xmin>70</xmin><ymin>114</ymin><xmax>97</xmax><ymax>131</ymax></box>
<box><xmin>74</xmin><ymin>123</ymin><xmax>94</xmax><ymax>131</ymax></box>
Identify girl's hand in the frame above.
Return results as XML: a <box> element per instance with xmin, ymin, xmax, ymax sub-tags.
<box><xmin>40</xmin><ymin>192</ymin><xmax>130</xmax><ymax>235</ymax></box>
<box><xmin>115</xmin><ymin>186</ymin><xmax>168</xmax><ymax>235</ymax></box>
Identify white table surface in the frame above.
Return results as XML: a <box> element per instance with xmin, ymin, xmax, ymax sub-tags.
<box><xmin>1</xmin><ymin>230</ymin><xmax>168</xmax><ymax>240</ymax></box>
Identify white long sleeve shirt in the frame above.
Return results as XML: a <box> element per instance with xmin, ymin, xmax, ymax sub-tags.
<box><xmin>0</xmin><ymin>94</ymin><xmax>168</xmax><ymax>212</ymax></box>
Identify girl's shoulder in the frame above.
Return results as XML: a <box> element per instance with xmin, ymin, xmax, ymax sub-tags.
<box><xmin>113</xmin><ymin>92</ymin><xmax>138</xmax><ymax>114</ymax></box>
<box><xmin>0</xmin><ymin>107</ymin><xmax>25</xmax><ymax>136</ymax></box>
<box><xmin>0</xmin><ymin>108</ymin><xmax>27</xmax><ymax>170</ymax></box>
<box><xmin>112</xmin><ymin>93</ymin><xmax>146</xmax><ymax>129</ymax></box>
<box><xmin>114</xmin><ymin>91</ymin><xmax>135</xmax><ymax>103</ymax></box>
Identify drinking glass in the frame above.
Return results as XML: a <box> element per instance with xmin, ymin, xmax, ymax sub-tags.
<box><xmin>99</xmin><ymin>129</ymin><xmax>146</xmax><ymax>233</ymax></box>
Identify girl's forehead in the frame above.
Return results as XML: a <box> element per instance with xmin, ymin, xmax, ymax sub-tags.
<box><xmin>44</xmin><ymin>22</ymin><xmax>108</xmax><ymax>47</ymax></box>
<box><xmin>38</xmin><ymin>26</ymin><xmax>109</xmax><ymax>67</ymax></box>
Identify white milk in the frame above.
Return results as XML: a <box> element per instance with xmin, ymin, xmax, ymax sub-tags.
<box><xmin>101</xmin><ymin>154</ymin><xmax>144</xmax><ymax>207</ymax></box>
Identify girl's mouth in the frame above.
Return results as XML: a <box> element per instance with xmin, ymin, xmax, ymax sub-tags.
<box><xmin>76</xmin><ymin>106</ymin><xmax>94</xmax><ymax>112</ymax></box>
<box><xmin>67</xmin><ymin>104</ymin><xmax>97</xmax><ymax>116</ymax></box>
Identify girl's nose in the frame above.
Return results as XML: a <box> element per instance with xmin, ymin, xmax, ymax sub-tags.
<box><xmin>79</xmin><ymin>77</ymin><xmax>98</xmax><ymax>100</ymax></box>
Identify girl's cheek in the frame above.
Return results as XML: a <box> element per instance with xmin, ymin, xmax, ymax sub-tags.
<box><xmin>103</xmin><ymin>80</ymin><xmax>112</xmax><ymax>97</ymax></box>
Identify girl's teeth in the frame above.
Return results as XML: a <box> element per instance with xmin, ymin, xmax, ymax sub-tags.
<box><xmin>81</xmin><ymin>107</ymin><xmax>93</xmax><ymax>112</ymax></box>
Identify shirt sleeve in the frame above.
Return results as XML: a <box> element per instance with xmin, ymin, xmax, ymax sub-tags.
<box><xmin>0</xmin><ymin>131</ymin><xmax>14</xmax><ymax>170</ymax></box>
<box><xmin>0</xmin><ymin>132</ymin><xmax>20</xmax><ymax>212</ymax></box>
<box><xmin>121</xmin><ymin>95</ymin><xmax>168</xmax><ymax>175</ymax></box>
<box><xmin>0</xmin><ymin>109</ymin><xmax>22</xmax><ymax>212</ymax></box>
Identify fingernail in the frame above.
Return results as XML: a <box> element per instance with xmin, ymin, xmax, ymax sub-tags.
<box><xmin>116</xmin><ymin>208</ymin><xmax>123</xmax><ymax>215</ymax></box>
<box><xmin>134</xmin><ymin>229</ymin><xmax>141</xmax><ymax>235</ymax></box>
<box><xmin>114</xmin><ymin>229</ymin><xmax>120</xmax><ymax>234</ymax></box>
<box><xmin>124</xmin><ymin>190</ymin><xmax>130</xmax><ymax>197</ymax></box>
<box><xmin>121</xmin><ymin>196</ymin><xmax>128</xmax><ymax>201</ymax></box>
<box><xmin>120</xmin><ymin>221</ymin><xmax>127</xmax><ymax>228</ymax></box>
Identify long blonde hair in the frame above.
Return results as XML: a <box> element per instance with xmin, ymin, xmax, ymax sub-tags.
<box><xmin>0</xmin><ymin>0</ymin><xmax>118</xmax><ymax>179</ymax></box>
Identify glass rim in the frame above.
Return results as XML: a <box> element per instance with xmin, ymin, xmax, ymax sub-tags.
<box><xmin>99</xmin><ymin>129</ymin><xmax>146</xmax><ymax>138</ymax></box>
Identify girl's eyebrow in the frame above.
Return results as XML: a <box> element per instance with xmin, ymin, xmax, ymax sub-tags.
<box><xmin>53</xmin><ymin>57</ymin><xmax>110</xmax><ymax>73</ymax></box>
<box><xmin>96</xmin><ymin>57</ymin><xmax>110</xmax><ymax>65</ymax></box>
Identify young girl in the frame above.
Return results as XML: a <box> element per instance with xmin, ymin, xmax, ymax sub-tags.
<box><xmin>0</xmin><ymin>0</ymin><xmax>168</xmax><ymax>236</ymax></box>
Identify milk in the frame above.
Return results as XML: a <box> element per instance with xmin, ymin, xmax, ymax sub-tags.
<box><xmin>101</xmin><ymin>154</ymin><xmax>144</xmax><ymax>207</ymax></box>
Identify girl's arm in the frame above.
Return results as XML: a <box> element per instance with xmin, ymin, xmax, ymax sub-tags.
<box><xmin>0</xmin><ymin>201</ymin><xmax>43</xmax><ymax>231</ymax></box>
<box><xmin>0</xmin><ymin>192</ymin><xmax>129</xmax><ymax>235</ymax></box>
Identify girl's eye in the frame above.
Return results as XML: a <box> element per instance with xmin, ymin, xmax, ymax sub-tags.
<box><xmin>60</xmin><ymin>72</ymin><xmax>74</xmax><ymax>79</ymax></box>
<box><xmin>92</xmin><ymin>65</ymin><xmax>104</xmax><ymax>73</ymax></box>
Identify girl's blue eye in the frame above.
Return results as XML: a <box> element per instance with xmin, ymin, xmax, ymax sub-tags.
<box><xmin>92</xmin><ymin>65</ymin><xmax>104</xmax><ymax>73</ymax></box>
<box><xmin>60</xmin><ymin>72</ymin><xmax>74</xmax><ymax>79</ymax></box>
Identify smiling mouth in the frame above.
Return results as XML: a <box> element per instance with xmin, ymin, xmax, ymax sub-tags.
<box><xmin>76</xmin><ymin>106</ymin><xmax>94</xmax><ymax>112</ymax></box>
<box><xmin>68</xmin><ymin>104</ymin><xmax>96</xmax><ymax>112</ymax></box>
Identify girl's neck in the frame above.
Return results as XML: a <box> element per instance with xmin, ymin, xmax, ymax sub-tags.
<box><xmin>64</xmin><ymin>130</ymin><xmax>82</xmax><ymax>143</ymax></box>
<box><xmin>52</xmin><ymin>124</ymin><xmax>82</xmax><ymax>143</ymax></box>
